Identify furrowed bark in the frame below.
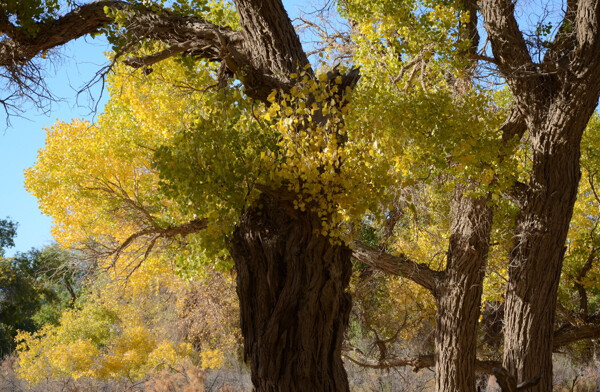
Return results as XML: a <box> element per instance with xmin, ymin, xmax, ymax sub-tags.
<box><xmin>344</xmin><ymin>351</ymin><xmax>502</xmax><ymax>375</ymax></box>
<box><xmin>1</xmin><ymin>1</ymin><xmax>357</xmax><ymax>389</ymax></box>
<box><xmin>481</xmin><ymin>0</ymin><xmax>538</xmax><ymax>114</ymax></box>
<box><xmin>0</xmin><ymin>1</ymin><xmax>241</xmax><ymax>65</ymax></box>
<box><xmin>352</xmin><ymin>193</ymin><xmax>493</xmax><ymax>392</ymax></box>
<box><xmin>228</xmin><ymin>2</ymin><xmax>356</xmax><ymax>390</ymax></box>
<box><xmin>501</xmin><ymin>78</ymin><xmax>598</xmax><ymax>392</ymax></box>
<box><xmin>0</xmin><ymin>1</ymin><xmax>299</xmax><ymax>102</ymax></box>
<box><xmin>231</xmin><ymin>193</ymin><xmax>352</xmax><ymax>392</ymax></box>
<box><xmin>482</xmin><ymin>0</ymin><xmax>600</xmax><ymax>389</ymax></box>
<box><xmin>435</xmin><ymin>192</ymin><xmax>493</xmax><ymax>392</ymax></box>
<box><xmin>553</xmin><ymin>314</ymin><xmax>600</xmax><ymax>349</ymax></box>
<box><xmin>427</xmin><ymin>4</ymin><xmax>495</xmax><ymax>388</ymax></box>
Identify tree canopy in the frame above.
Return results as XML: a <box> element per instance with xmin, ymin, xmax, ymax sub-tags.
<box><xmin>4</xmin><ymin>0</ymin><xmax>600</xmax><ymax>391</ymax></box>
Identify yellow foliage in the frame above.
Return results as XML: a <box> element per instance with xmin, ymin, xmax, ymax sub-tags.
<box><xmin>200</xmin><ymin>349</ymin><xmax>224</xmax><ymax>369</ymax></box>
<box><xmin>16</xmin><ymin>255</ymin><xmax>194</xmax><ymax>383</ymax></box>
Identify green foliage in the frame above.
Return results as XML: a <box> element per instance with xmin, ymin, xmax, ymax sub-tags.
<box><xmin>16</xmin><ymin>255</ymin><xmax>197</xmax><ymax>383</ymax></box>
<box><xmin>0</xmin><ymin>218</ymin><xmax>16</xmax><ymax>256</ymax></box>
<box><xmin>0</xmin><ymin>0</ymin><xmax>60</xmax><ymax>36</ymax></box>
<box><xmin>21</xmin><ymin>0</ymin><xmax>600</xmax><ymax>382</ymax></box>
<box><xmin>0</xmin><ymin>244</ymin><xmax>81</xmax><ymax>357</ymax></box>
<box><xmin>154</xmin><ymin>86</ymin><xmax>274</xmax><ymax>265</ymax></box>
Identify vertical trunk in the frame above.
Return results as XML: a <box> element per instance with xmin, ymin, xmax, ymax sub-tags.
<box><xmin>435</xmin><ymin>193</ymin><xmax>492</xmax><ymax>392</ymax></box>
<box><xmin>231</xmin><ymin>193</ymin><xmax>352</xmax><ymax>392</ymax></box>
<box><xmin>502</xmin><ymin>90</ymin><xmax>598</xmax><ymax>391</ymax></box>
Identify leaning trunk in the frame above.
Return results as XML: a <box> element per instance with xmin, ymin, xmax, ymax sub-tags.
<box><xmin>435</xmin><ymin>193</ymin><xmax>492</xmax><ymax>392</ymax></box>
<box><xmin>502</xmin><ymin>91</ymin><xmax>598</xmax><ymax>390</ymax></box>
<box><xmin>231</xmin><ymin>193</ymin><xmax>352</xmax><ymax>392</ymax></box>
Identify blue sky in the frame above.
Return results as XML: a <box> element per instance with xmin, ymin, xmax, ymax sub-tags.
<box><xmin>0</xmin><ymin>1</ymin><xmax>308</xmax><ymax>256</ymax></box>
<box><xmin>0</xmin><ymin>36</ymin><xmax>111</xmax><ymax>256</ymax></box>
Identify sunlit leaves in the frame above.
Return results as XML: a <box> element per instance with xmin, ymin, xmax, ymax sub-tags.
<box><xmin>153</xmin><ymin>86</ymin><xmax>275</xmax><ymax>259</ymax></box>
<box><xmin>341</xmin><ymin>0</ymin><xmax>472</xmax><ymax>87</ymax></box>
<box><xmin>16</xmin><ymin>255</ymin><xmax>194</xmax><ymax>383</ymax></box>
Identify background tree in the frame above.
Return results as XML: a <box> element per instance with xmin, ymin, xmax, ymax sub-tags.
<box><xmin>0</xmin><ymin>219</ymin><xmax>17</xmax><ymax>255</ymax></box>
<box><xmin>0</xmin><ymin>221</ymin><xmax>84</xmax><ymax>356</ymax></box>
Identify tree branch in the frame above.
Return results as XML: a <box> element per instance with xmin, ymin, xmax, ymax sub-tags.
<box><xmin>575</xmin><ymin>248</ymin><xmax>596</xmax><ymax>318</ymax></box>
<box><xmin>343</xmin><ymin>353</ymin><xmax>434</xmax><ymax>372</ymax></box>
<box><xmin>500</xmin><ymin>106</ymin><xmax>527</xmax><ymax>144</ymax></box>
<box><xmin>553</xmin><ymin>312</ymin><xmax>600</xmax><ymax>349</ymax></box>
<box><xmin>481</xmin><ymin>0</ymin><xmax>539</xmax><ymax>106</ymax></box>
<box><xmin>111</xmin><ymin>217</ymin><xmax>208</xmax><ymax>262</ymax></box>
<box><xmin>542</xmin><ymin>0</ymin><xmax>577</xmax><ymax>72</ymax></box>
<box><xmin>458</xmin><ymin>0</ymin><xmax>480</xmax><ymax>58</ymax></box>
<box><xmin>573</xmin><ymin>0</ymin><xmax>600</xmax><ymax>74</ymax></box>
<box><xmin>0</xmin><ymin>1</ymin><xmax>301</xmax><ymax>102</ymax></box>
<box><xmin>0</xmin><ymin>1</ymin><xmax>127</xmax><ymax>66</ymax></box>
<box><xmin>481</xmin><ymin>0</ymin><xmax>533</xmax><ymax>73</ymax></box>
<box><xmin>493</xmin><ymin>367</ymin><xmax>541</xmax><ymax>392</ymax></box>
<box><xmin>344</xmin><ymin>351</ymin><xmax>502</xmax><ymax>375</ymax></box>
<box><xmin>351</xmin><ymin>241</ymin><xmax>442</xmax><ymax>293</ymax></box>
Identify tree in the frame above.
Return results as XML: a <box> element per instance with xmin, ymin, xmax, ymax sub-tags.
<box><xmin>0</xmin><ymin>218</ymin><xmax>17</xmax><ymax>256</ymax></box>
<box><xmin>0</xmin><ymin>233</ymin><xmax>83</xmax><ymax>356</ymax></box>
<box><xmin>7</xmin><ymin>1</ymin><xmax>600</xmax><ymax>392</ymax></box>
<box><xmin>16</xmin><ymin>252</ymin><xmax>199</xmax><ymax>383</ymax></box>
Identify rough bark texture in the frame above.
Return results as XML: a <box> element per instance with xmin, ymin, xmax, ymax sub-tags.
<box><xmin>482</xmin><ymin>0</ymin><xmax>600</xmax><ymax>389</ymax></box>
<box><xmin>502</xmin><ymin>88</ymin><xmax>598</xmax><ymax>391</ymax></box>
<box><xmin>231</xmin><ymin>193</ymin><xmax>352</xmax><ymax>392</ymax></box>
<box><xmin>234</xmin><ymin>0</ymin><xmax>309</xmax><ymax>77</ymax></box>
<box><xmin>435</xmin><ymin>193</ymin><xmax>492</xmax><ymax>392</ymax></box>
<box><xmin>352</xmin><ymin>192</ymin><xmax>493</xmax><ymax>392</ymax></box>
<box><xmin>226</xmin><ymin>4</ymin><xmax>359</xmax><ymax>390</ymax></box>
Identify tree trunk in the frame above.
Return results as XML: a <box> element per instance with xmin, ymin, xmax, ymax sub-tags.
<box><xmin>435</xmin><ymin>193</ymin><xmax>492</xmax><ymax>392</ymax></box>
<box><xmin>231</xmin><ymin>193</ymin><xmax>352</xmax><ymax>392</ymax></box>
<box><xmin>502</xmin><ymin>88</ymin><xmax>599</xmax><ymax>391</ymax></box>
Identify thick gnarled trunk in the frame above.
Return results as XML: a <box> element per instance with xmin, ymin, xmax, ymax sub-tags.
<box><xmin>231</xmin><ymin>193</ymin><xmax>352</xmax><ymax>392</ymax></box>
<box><xmin>435</xmin><ymin>193</ymin><xmax>492</xmax><ymax>392</ymax></box>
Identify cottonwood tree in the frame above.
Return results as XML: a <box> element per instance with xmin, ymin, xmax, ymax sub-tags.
<box><xmin>348</xmin><ymin>0</ymin><xmax>600</xmax><ymax>390</ymax></box>
<box><xmin>6</xmin><ymin>1</ymin><xmax>600</xmax><ymax>392</ymax></box>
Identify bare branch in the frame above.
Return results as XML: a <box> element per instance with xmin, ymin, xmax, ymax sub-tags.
<box><xmin>575</xmin><ymin>248</ymin><xmax>596</xmax><ymax>318</ymax></box>
<box><xmin>343</xmin><ymin>353</ymin><xmax>434</xmax><ymax>373</ymax></box>
<box><xmin>493</xmin><ymin>366</ymin><xmax>542</xmax><ymax>391</ymax></box>
<box><xmin>481</xmin><ymin>0</ymin><xmax>533</xmax><ymax>72</ymax></box>
<box><xmin>111</xmin><ymin>218</ymin><xmax>208</xmax><ymax>262</ymax></box>
<box><xmin>124</xmin><ymin>41</ymin><xmax>197</xmax><ymax>69</ymax></box>
<box><xmin>0</xmin><ymin>1</ymin><xmax>127</xmax><ymax>66</ymax></box>
<box><xmin>553</xmin><ymin>312</ymin><xmax>600</xmax><ymax>349</ymax></box>
<box><xmin>351</xmin><ymin>241</ymin><xmax>442</xmax><ymax>293</ymax></box>
<box><xmin>343</xmin><ymin>351</ymin><xmax>501</xmax><ymax>375</ymax></box>
<box><xmin>542</xmin><ymin>0</ymin><xmax>577</xmax><ymax>71</ymax></box>
<box><xmin>0</xmin><ymin>1</ymin><xmax>301</xmax><ymax>103</ymax></box>
<box><xmin>481</xmin><ymin>0</ymin><xmax>539</xmax><ymax>104</ymax></box>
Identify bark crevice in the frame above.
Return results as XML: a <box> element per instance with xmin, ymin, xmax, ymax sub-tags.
<box><xmin>231</xmin><ymin>193</ymin><xmax>352</xmax><ymax>392</ymax></box>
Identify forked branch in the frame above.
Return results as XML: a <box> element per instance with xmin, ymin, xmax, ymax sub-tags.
<box><xmin>111</xmin><ymin>217</ymin><xmax>208</xmax><ymax>262</ymax></box>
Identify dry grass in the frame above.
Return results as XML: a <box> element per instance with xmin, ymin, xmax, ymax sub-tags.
<box><xmin>2</xmin><ymin>353</ymin><xmax>599</xmax><ymax>391</ymax></box>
